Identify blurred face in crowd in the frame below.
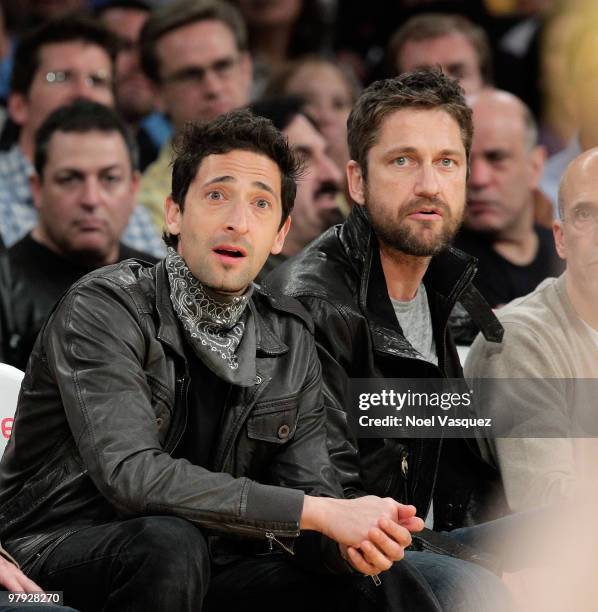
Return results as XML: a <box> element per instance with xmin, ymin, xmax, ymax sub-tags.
<box><xmin>29</xmin><ymin>0</ymin><xmax>85</xmax><ymax>20</ymax></box>
<box><xmin>165</xmin><ymin>150</ymin><xmax>290</xmax><ymax>294</ymax></box>
<box><xmin>9</xmin><ymin>42</ymin><xmax>115</xmax><ymax>153</ymax></box>
<box><xmin>555</xmin><ymin>149</ymin><xmax>598</xmax><ymax>299</ymax></box>
<box><xmin>466</xmin><ymin>91</ymin><xmax>544</xmax><ymax>238</ymax></box>
<box><xmin>235</xmin><ymin>0</ymin><xmax>302</xmax><ymax>28</ymax></box>
<box><xmin>100</xmin><ymin>6</ymin><xmax>155</xmax><ymax>123</ymax></box>
<box><xmin>283</xmin><ymin>114</ymin><xmax>342</xmax><ymax>253</ymax></box>
<box><xmin>283</xmin><ymin>60</ymin><xmax>354</xmax><ymax>170</ymax></box>
<box><xmin>348</xmin><ymin>108</ymin><xmax>467</xmax><ymax>257</ymax></box>
<box><xmin>154</xmin><ymin>19</ymin><xmax>252</xmax><ymax>131</ymax></box>
<box><xmin>397</xmin><ymin>32</ymin><xmax>484</xmax><ymax>96</ymax></box>
<box><xmin>31</xmin><ymin>130</ymin><xmax>139</xmax><ymax>266</ymax></box>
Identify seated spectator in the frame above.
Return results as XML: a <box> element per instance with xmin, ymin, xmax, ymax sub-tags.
<box><xmin>251</xmin><ymin>97</ymin><xmax>343</xmax><ymax>280</ymax></box>
<box><xmin>0</xmin><ymin>109</ymin><xmax>428</xmax><ymax>612</ymax></box>
<box><xmin>97</xmin><ymin>0</ymin><xmax>171</xmax><ymax>171</ymax></box>
<box><xmin>386</xmin><ymin>12</ymin><xmax>492</xmax><ymax>96</ymax></box>
<box><xmin>267</xmin><ymin>56</ymin><xmax>359</xmax><ymax>179</ymax></box>
<box><xmin>0</xmin><ymin>14</ymin><xmax>164</xmax><ymax>257</ymax></box>
<box><xmin>266</xmin><ymin>71</ymin><xmax>512</xmax><ymax>611</ymax></box>
<box><xmin>0</xmin><ymin>100</ymin><xmax>157</xmax><ymax>371</ymax></box>
<box><xmin>138</xmin><ymin>0</ymin><xmax>252</xmax><ymax>232</ymax></box>
<box><xmin>465</xmin><ymin>147</ymin><xmax>598</xmax><ymax>512</ymax></box>
<box><xmin>454</xmin><ymin>89</ymin><xmax>563</xmax><ymax>310</ymax></box>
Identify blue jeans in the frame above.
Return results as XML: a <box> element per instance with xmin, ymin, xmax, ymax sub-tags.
<box><xmin>449</xmin><ymin>507</ymin><xmax>551</xmax><ymax>572</ymax></box>
<box><xmin>405</xmin><ymin>550</ymin><xmax>514</xmax><ymax>612</ymax></box>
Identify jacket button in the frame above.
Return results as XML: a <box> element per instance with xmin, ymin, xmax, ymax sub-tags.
<box><xmin>277</xmin><ymin>424</ymin><xmax>290</xmax><ymax>440</ymax></box>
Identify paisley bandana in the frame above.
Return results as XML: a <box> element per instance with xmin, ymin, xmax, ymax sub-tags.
<box><xmin>165</xmin><ymin>248</ymin><xmax>256</xmax><ymax>386</ymax></box>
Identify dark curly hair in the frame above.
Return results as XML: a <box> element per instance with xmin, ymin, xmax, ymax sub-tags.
<box><xmin>164</xmin><ymin>108</ymin><xmax>301</xmax><ymax>248</ymax></box>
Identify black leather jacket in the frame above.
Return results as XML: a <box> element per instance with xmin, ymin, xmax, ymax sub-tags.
<box><xmin>0</xmin><ymin>259</ymin><xmax>344</xmax><ymax>571</ymax></box>
<box><xmin>0</xmin><ymin>234</ymin><xmax>157</xmax><ymax>370</ymax></box>
<box><xmin>266</xmin><ymin>207</ymin><xmax>504</xmax><ymax>530</ymax></box>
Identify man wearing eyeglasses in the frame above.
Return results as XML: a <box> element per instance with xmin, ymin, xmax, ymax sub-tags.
<box><xmin>138</xmin><ymin>0</ymin><xmax>253</xmax><ymax>232</ymax></box>
<box><xmin>0</xmin><ymin>14</ymin><xmax>164</xmax><ymax>258</ymax></box>
<box><xmin>465</xmin><ymin>147</ymin><xmax>598</xmax><ymax>512</ymax></box>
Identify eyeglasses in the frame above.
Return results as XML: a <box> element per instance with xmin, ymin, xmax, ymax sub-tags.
<box><xmin>162</xmin><ymin>56</ymin><xmax>240</xmax><ymax>87</ymax></box>
<box><xmin>44</xmin><ymin>69</ymin><xmax>113</xmax><ymax>90</ymax></box>
<box><xmin>563</xmin><ymin>205</ymin><xmax>598</xmax><ymax>232</ymax></box>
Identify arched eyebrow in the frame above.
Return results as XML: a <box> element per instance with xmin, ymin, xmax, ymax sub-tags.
<box><xmin>204</xmin><ymin>175</ymin><xmax>278</xmax><ymax>198</ymax></box>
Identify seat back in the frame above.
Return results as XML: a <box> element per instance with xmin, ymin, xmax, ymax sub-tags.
<box><xmin>0</xmin><ymin>363</ymin><xmax>24</xmax><ymax>456</ymax></box>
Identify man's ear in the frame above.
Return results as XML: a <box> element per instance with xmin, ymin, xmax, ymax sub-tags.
<box><xmin>30</xmin><ymin>173</ymin><xmax>42</xmax><ymax>210</ymax></box>
<box><xmin>271</xmin><ymin>215</ymin><xmax>292</xmax><ymax>255</ymax></box>
<box><xmin>164</xmin><ymin>195</ymin><xmax>182</xmax><ymax>239</ymax></box>
<box><xmin>346</xmin><ymin>160</ymin><xmax>366</xmax><ymax>206</ymax></box>
<box><xmin>552</xmin><ymin>218</ymin><xmax>566</xmax><ymax>261</ymax></box>
<box><xmin>8</xmin><ymin>92</ymin><xmax>29</xmax><ymax>126</ymax></box>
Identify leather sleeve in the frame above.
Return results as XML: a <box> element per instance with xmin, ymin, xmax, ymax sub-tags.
<box><xmin>44</xmin><ymin>276</ymin><xmax>304</xmax><ymax>539</ymax></box>
<box><xmin>293</xmin><ymin>296</ymin><xmax>365</xmax><ymax>499</ymax></box>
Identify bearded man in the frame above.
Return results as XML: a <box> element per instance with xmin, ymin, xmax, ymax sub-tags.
<box><xmin>266</xmin><ymin>69</ymin><xmax>510</xmax><ymax>610</ymax></box>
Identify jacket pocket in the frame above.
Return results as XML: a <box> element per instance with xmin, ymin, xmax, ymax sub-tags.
<box><xmin>360</xmin><ymin>440</ymin><xmax>410</xmax><ymax>501</ymax></box>
<box><xmin>147</xmin><ymin>376</ymin><xmax>174</xmax><ymax>443</ymax></box>
<box><xmin>246</xmin><ymin>401</ymin><xmax>298</xmax><ymax>445</ymax></box>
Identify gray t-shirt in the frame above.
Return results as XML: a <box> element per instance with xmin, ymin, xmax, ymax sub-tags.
<box><xmin>390</xmin><ymin>284</ymin><xmax>437</xmax><ymax>366</ymax></box>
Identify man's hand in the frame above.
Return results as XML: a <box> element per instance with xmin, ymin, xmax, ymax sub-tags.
<box><xmin>301</xmin><ymin>496</ymin><xmax>424</xmax><ymax>575</ymax></box>
<box><xmin>0</xmin><ymin>555</ymin><xmax>43</xmax><ymax>592</ymax></box>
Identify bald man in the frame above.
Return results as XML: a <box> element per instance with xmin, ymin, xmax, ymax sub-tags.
<box><xmin>454</xmin><ymin>89</ymin><xmax>563</xmax><ymax>308</ymax></box>
<box><xmin>464</xmin><ymin>148</ymin><xmax>598</xmax><ymax>513</ymax></box>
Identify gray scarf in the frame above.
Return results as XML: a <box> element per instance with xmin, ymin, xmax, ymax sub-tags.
<box><xmin>165</xmin><ymin>248</ymin><xmax>256</xmax><ymax>386</ymax></box>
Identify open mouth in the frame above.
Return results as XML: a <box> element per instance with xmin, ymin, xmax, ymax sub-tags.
<box><xmin>213</xmin><ymin>245</ymin><xmax>247</xmax><ymax>259</ymax></box>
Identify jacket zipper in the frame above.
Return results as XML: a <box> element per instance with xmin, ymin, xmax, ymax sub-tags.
<box><xmin>265</xmin><ymin>531</ymin><xmax>295</xmax><ymax>555</ymax></box>
<box><xmin>165</xmin><ymin>375</ymin><xmax>189</xmax><ymax>453</ymax></box>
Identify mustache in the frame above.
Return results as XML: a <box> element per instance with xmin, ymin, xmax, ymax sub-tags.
<box><xmin>402</xmin><ymin>196</ymin><xmax>451</xmax><ymax>216</ymax></box>
<box><xmin>314</xmin><ymin>180</ymin><xmax>339</xmax><ymax>199</ymax></box>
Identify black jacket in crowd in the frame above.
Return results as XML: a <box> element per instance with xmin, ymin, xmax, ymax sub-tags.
<box><xmin>266</xmin><ymin>206</ymin><xmax>505</xmax><ymax>531</ymax></box>
<box><xmin>0</xmin><ymin>258</ymin><xmax>349</xmax><ymax>574</ymax></box>
<box><xmin>0</xmin><ymin>234</ymin><xmax>158</xmax><ymax>370</ymax></box>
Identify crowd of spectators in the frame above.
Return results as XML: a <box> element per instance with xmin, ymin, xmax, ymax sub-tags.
<box><xmin>0</xmin><ymin>0</ymin><xmax>596</xmax><ymax>610</ymax></box>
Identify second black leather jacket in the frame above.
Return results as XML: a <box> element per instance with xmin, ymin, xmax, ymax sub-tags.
<box><xmin>0</xmin><ymin>259</ymin><xmax>344</xmax><ymax>571</ymax></box>
<box><xmin>0</xmin><ymin>233</ymin><xmax>157</xmax><ymax>370</ymax></box>
<box><xmin>266</xmin><ymin>206</ymin><xmax>505</xmax><ymax>530</ymax></box>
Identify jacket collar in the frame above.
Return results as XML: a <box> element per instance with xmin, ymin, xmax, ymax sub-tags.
<box><xmin>338</xmin><ymin>205</ymin><xmax>503</xmax><ymax>351</ymax></box>
<box><xmin>153</xmin><ymin>260</ymin><xmax>288</xmax><ymax>363</ymax></box>
<box><xmin>339</xmin><ymin>205</ymin><xmax>478</xmax><ymax>311</ymax></box>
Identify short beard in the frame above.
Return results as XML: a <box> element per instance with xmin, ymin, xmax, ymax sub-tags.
<box><xmin>366</xmin><ymin>195</ymin><xmax>462</xmax><ymax>257</ymax></box>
